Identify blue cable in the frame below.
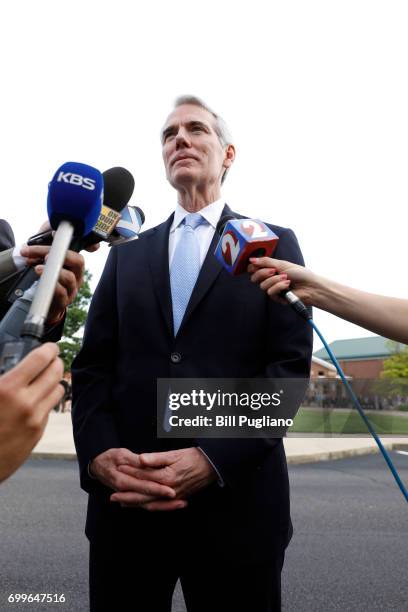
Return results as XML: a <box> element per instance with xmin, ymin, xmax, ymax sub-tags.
<box><xmin>309</xmin><ymin>318</ymin><xmax>408</xmax><ymax>503</ymax></box>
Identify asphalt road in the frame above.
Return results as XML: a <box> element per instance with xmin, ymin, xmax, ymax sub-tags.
<box><xmin>0</xmin><ymin>453</ymin><xmax>406</xmax><ymax>612</ymax></box>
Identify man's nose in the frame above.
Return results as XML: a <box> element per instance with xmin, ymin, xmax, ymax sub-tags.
<box><xmin>175</xmin><ymin>128</ymin><xmax>191</xmax><ymax>148</ymax></box>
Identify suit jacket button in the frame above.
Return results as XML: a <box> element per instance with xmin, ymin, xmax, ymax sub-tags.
<box><xmin>171</xmin><ymin>352</ymin><xmax>182</xmax><ymax>364</ymax></box>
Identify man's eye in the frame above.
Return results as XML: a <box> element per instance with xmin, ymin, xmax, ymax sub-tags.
<box><xmin>192</xmin><ymin>126</ymin><xmax>203</xmax><ymax>132</ymax></box>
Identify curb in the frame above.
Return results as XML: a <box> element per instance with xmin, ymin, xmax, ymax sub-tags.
<box><xmin>31</xmin><ymin>452</ymin><xmax>77</xmax><ymax>461</ymax></box>
<box><xmin>286</xmin><ymin>442</ymin><xmax>408</xmax><ymax>465</ymax></box>
<box><xmin>393</xmin><ymin>443</ymin><xmax>408</xmax><ymax>452</ymax></box>
<box><xmin>286</xmin><ymin>444</ymin><xmax>389</xmax><ymax>465</ymax></box>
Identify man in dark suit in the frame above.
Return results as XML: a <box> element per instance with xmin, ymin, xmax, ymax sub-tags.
<box><xmin>72</xmin><ymin>95</ymin><xmax>313</xmax><ymax>612</ymax></box>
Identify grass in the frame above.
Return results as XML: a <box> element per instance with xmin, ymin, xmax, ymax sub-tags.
<box><xmin>289</xmin><ymin>407</ymin><xmax>408</xmax><ymax>435</ymax></box>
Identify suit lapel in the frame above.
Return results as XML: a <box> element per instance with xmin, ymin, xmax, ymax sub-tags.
<box><xmin>147</xmin><ymin>214</ymin><xmax>174</xmax><ymax>337</ymax></box>
<box><xmin>147</xmin><ymin>205</ymin><xmax>239</xmax><ymax>339</ymax></box>
<box><xmin>177</xmin><ymin>204</ymin><xmax>235</xmax><ymax>336</ymax></box>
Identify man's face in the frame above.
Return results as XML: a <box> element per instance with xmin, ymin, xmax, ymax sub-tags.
<box><xmin>161</xmin><ymin>104</ymin><xmax>231</xmax><ymax>191</ymax></box>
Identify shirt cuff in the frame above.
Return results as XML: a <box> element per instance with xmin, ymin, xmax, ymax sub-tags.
<box><xmin>197</xmin><ymin>447</ymin><xmax>225</xmax><ymax>487</ymax></box>
<box><xmin>12</xmin><ymin>245</ymin><xmax>29</xmax><ymax>271</ymax></box>
<box><xmin>87</xmin><ymin>461</ymin><xmax>97</xmax><ymax>480</ymax></box>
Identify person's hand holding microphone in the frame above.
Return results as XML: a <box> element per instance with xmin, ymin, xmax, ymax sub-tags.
<box><xmin>248</xmin><ymin>256</ymin><xmax>318</xmax><ymax>305</ymax></box>
<box><xmin>248</xmin><ymin>256</ymin><xmax>408</xmax><ymax>345</ymax></box>
<box><xmin>0</xmin><ymin>161</ymin><xmax>103</xmax><ymax>481</ymax></box>
<box><xmin>0</xmin><ymin>342</ymin><xmax>64</xmax><ymax>482</ymax></box>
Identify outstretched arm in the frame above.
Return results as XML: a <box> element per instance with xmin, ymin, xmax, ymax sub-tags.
<box><xmin>248</xmin><ymin>256</ymin><xmax>408</xmax><ymax>344</ymax></box>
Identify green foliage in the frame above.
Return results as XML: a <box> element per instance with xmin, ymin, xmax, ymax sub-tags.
<box><xmin>380</xmin><ymin>344</ymin><xmax>408</xmax><ymax>396</ymax></box>
<box><xmin>58</xmin><ymin>269</ymin><xmax>92</xmax><ymax>372</ymax></box>
<box><xmin>381</xmin><ymin>345</ymin><xmax>408</xmax><ymax>379</ymax></box>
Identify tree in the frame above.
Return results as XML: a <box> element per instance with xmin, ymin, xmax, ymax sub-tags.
<box><xmin>382</xmin><ymin>344</ymin><xmax>408</xmax><ymax>379</ymax></box>
<box><xmin>58</xmin><ymin>270</ymin><xmax>92</xmax><ymax>372</ymax></box>
<box><xmin>380</xmin><ymin>344</ymin><xmax>408</xmax><ymax>397</ymax></box>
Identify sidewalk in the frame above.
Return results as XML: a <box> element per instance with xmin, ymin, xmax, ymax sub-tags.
<box><xmin>32</xmin><ymin>412</ymin><xmax>408</xmax><ymax>464</ymax></box>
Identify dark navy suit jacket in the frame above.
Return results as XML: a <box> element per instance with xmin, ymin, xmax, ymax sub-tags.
<box><xmin>71</xmin><ymin>205</ymin><xmax>313</xmax><ymax>564</ymax></box>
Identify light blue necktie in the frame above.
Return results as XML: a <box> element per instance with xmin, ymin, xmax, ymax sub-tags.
<box><xmin>170</xmin><ymin>212</ymin><xmax>205</xmax><ymax>336</ymax></box>
<box><xmin>164</xmin><ymin>213</ymin><xmax>205</xmax><ymax>432</ymax></box>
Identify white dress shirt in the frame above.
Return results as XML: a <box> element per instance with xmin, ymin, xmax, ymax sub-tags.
<box><xmin>168</xmin><ymin>198</ymin><xmax>226</xmax><ymax>269</ymax></box>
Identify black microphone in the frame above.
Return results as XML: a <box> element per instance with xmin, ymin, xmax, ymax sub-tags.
<box><xmin>73</xmin><ymin>166</ymin><xmax>135</xmax><ymax>250</ymax></box>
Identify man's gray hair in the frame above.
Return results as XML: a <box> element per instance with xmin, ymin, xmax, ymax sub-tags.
<box><xmin>173</xmin><ymin>95</ymin><xmax>233</xmax><ymax>184</ymax></box>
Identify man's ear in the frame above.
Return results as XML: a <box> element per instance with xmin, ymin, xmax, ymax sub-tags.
<box><xmin>223</xmin><ymin>144</ymin><xmax>236</xmax><ymax>169</ymax></box>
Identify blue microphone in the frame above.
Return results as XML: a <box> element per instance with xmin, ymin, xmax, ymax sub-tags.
<box><xmin>23</xmin><ymin>162</ymin><xmax>102</xmax><ymax>340</ymax></box>
<box><xmin>47</xmin><ymin>161</ymin><xmax>103</xmax><ymax>236</ymax></box>
<box><xmin>0</xmin><ymin>161</ymin><xmax>103</xmax><ymax>372</ymax></box>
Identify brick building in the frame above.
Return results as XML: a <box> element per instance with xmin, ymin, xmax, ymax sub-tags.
<box><xmin>311</xmin><ymin>356</ymin><xmax>337</xmax><ymax>378</ymax></box>
<box><xmin>313</xmin><ymin>335</ymin><xmax>405</xmax><ymax>379</ymax></box>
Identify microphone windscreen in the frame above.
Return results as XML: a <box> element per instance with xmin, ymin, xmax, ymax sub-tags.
<box><xmin>215</xmin><ymin>218</ymin><xmax>279</xmax><ymax>275</ymax></box>
<box><xmin>112</xmin><ymin>205</ymin><xmax>144</xmax><ymax>242</ymax></box>
<box><xmin>79</xmin><ymin>167</ymin><xmax>135</xmax><ymax>244</ymax></box>
<box><xmin>47</xmin><ymin>162</ymin><xmax>103</xmax><ymax>236</ymax></box>
<box><xmin>102</xmin><ymin>167</ymin><xmax>135</xmax><ymax>212</ymax></box>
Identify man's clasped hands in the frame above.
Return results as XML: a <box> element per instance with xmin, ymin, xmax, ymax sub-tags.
<box><xmin>90</xmin><ymin>447</ymin><xmax>217</xmax><ymax>511</ymax></box>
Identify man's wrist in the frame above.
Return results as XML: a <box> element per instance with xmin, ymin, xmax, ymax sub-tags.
<box><xmin>87</xmin><ymin>461</ymin><xmax>97</xmax><ymax>480</ymax></box>
<box><xmin>197</xmin><ymin>447</ymin><xmax>224</xmax><ymax>487</ymax></box>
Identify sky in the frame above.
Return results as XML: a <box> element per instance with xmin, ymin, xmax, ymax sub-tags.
<box><xmin>1</xmin><ymin>1</ymin><xmax>407</xmax><ymax>352</ymax></box>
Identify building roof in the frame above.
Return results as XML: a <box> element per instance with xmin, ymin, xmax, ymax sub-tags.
<box><xmin>314</xmin><ymin>336</ymin><xmax>404</xmax><ymax>361</ymax></box>
<box><xmin>312</xmin><ymin>356</ymin><xmax>337</xmax><ymax>371</ymax></box>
